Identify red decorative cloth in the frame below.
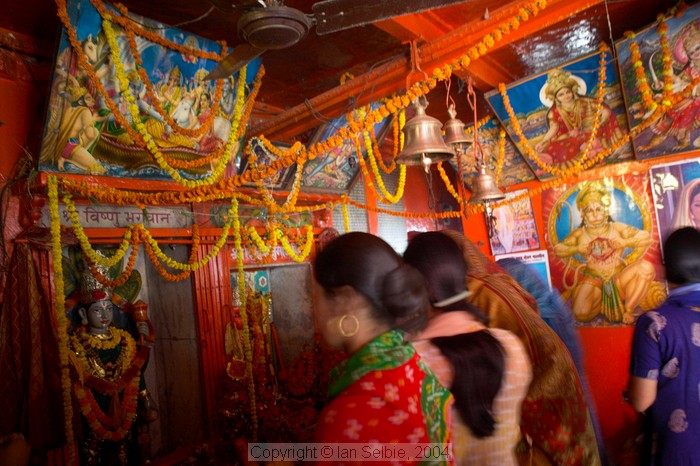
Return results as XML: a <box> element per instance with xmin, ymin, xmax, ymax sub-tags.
<box><xmin>0</xmin><ymin>243</ymin><xmax>65</xmax><ymax>450</ymax></box>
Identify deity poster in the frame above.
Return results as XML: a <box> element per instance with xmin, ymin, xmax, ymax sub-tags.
<box><xmin>39</xmin><ymin>0</ymin><xmax>260</xmax><ymax>181</ymax></box>
<box><xmin>615</xmin><ymin>3</ymin><xmax>700</xmax><ymax>160</ymax></box>
<box><xmin>542</xmin><ymin>174</ymin><xmax>665</xmax><ymax>326</ymax></box>
<box><xmin>485</xmin><ymin>49</ymin><xmax>635</xmax><ymax>181</ymax></box>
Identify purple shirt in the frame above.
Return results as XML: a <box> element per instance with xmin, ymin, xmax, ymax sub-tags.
<box><xmin>630</xmin><ymin>286</ymin><xmax>700</xmax><ymax>466</ymax></box>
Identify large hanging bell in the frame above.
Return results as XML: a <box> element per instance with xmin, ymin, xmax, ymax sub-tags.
<box><xmin>397</xmin><ymin>97</ymin><xmax>455</xmax><ymax>172</ymax></box>
<box><xmin>443</xmin><ymin>104</ymin><xmax>472</xmax><ymax>147</ymax></box>
<box><xmin>468</xmin><ymin>163</ymin><xmax>505</xmax><ymax>204</ymax></box>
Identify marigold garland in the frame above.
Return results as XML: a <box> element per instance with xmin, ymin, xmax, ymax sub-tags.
<box><xmin>231</xmin><ymin>198</ymin><xmax>258</xmax><ymax>438</ymax></box>
<box><xmin>275</xmin><ymin>225</ymin><xmax>314</xmax><ymax>263</ymax></box>
<box><xmin>437</xmin><ymin>162</ymin><xmax>464</xmax><ymax>206</ymax></box>
<box><xmin>49</xmin><ymin>175</ymin><xmax>77</xmax><ymax>466</ymax></box>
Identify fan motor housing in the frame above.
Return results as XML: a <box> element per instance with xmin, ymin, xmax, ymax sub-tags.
<box><xmin>238</xmin><ymin>7</ymin><xmax>311</xmax><ymax>50</ymax></box>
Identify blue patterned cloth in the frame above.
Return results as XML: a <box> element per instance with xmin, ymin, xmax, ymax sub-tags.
<box><xmin>630</xmin><ymin>286</ymin><xmax>700</xmax><ymax>466</ymax></box>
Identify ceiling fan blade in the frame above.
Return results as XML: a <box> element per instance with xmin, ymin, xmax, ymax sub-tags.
<box><xmin>205</xmin><ymin>43</ymin><xmax>266</xmax><ymax>80</ymax></box>
<box><xmin>312</xmin><ymin>0</ymin><xmax>472</xmax><ymax>35</ymax></box>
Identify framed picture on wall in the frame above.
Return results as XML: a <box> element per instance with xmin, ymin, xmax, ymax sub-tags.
<box><xmin>238</xmin><ymin>137</ymin><xmax>298</xmax><ymax>190</ymax></box>
<box><xmin>38</xmin><ymin>0</ymin><xmax>258</xmax><ymax>181</ymax></box>
<box><xmin>650</xmin><ymin>157</ymin><xmax>700</xmax><ymax>249</ymax></box>
<box><xmin>485</xmin><ymin>48</ymin><xmax>635</xmax><ymax>181</ymax></box>
<box><xmin>301</xmin><ymin>102</ymin><xmax>393</xmax><ymax>194</ymax></box>
<box><xmin>615</xmin><ymin>3</ymin><xmax>700</xmax><ymax>160</ymax></box>
<box><xmin>485</xmin><ymin>188</ymin><xmax>540</xmax><ymax>255</ymax></box>
<box><xmin>542</xmin><ymin>176</ymin><xmax>665</xmax><ymax>326</ymax></box>
<box><xmin>449</xmin><ymin>117</ymin><xmax>535</xmax><ymax>191</ymax></box>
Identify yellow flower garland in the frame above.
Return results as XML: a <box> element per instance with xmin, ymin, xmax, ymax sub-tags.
<box><xmin>275</xmin><ymin>225</ymin><xmax>314</xmax><ymax>263</ymax></box>
<box><xmin>231</xmin><ymin>199</ymin><xmax>258</xmax><ymax>439</ymax></box>
<box><xmin>49</xmin><ymin>175</ymin><xmax>77</xmax><ymax>465</ymax></box>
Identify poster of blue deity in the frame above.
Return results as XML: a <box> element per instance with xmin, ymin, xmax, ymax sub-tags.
<box><xmin>301</xmin><ymin>102</ymin><xmax>393</xmax><ymax>193</ymax></box>
<box><xmin>448</xmin><ymin>117</ymin><xmax>535</xmax><ymax>191</ymax></box>
<box><xmin>485</xmin><ymin>49</ymin><xmax>635</xmax><ymax>181</ymax></box>
<box><xmin>542</xmin><ymin>176</ymin><xmax>665</xmax><ymax>326</ymax></box>
<box><xmin>650</xmin><ymin>156</ymin><xmax>700</xmax><ymax>248</ymax></box>
<box><xmin>38</xmin><ymin>0</ymin><xmax>261</xmax><ymax>181</ymax></box>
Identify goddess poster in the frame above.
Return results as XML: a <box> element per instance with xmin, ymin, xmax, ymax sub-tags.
<box><xmin>485</xmin><ymin>49</ymin><xmax>635</xmax><ymax>181</ymax></box>
<box><xmin>39</xmin><ymin>0</ymin><xmax>260</xmax><ymax>181</ymax></box>
<box><xmin>615</xmin><ymin>3</ymin><xmax>700</xmax><ymax>160</ymax></box>
<box><xmin>542</xmin><ymin>175</ymin><xmax>665</xmax><ymax>326</ymax></box>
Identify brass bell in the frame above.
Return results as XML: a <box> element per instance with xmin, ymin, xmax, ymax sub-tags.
<box><xmin>443</xmin><ymin>104</ymin><xmax>472</xmax><ymax>147</ymax></box>
<box><xmin>397</xmin><ymin>96</ymin><xmax>455</xmax><ymax>172</ymax></box>
<box><xmin>468</xmin><ymin>162</ymin><xmax>505</xmax><ymax>204</ymax></box>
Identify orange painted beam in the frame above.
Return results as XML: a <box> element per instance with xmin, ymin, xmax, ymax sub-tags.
<box><xmin>251</xmin><ymin>0</ymin><xmax>604</xmax><ymax>142</ymax></box>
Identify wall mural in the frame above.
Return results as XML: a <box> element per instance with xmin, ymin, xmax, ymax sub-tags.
<box><xmin>485</xmin><ymin>49</ymin><xmax>635</xmax><ymax>180</ymax></box>
<box><xmin>301</xmin><ymin>102</ymin><xmax>393</xmax><ymax>193</ymax></box>
<box><xmin>615</xmin><ymin>2</ymin><xmax>700</xmax><ymax>160</ymax></box>
<box><xmin>650</xmin><ymin>156</ymin><xmax>700</xmax><ymax>249</ymax></box>
<box><xmin>543</xmin><ymin>176</ymin><xmax>666</xmax><ymax>326</ymax></box>
<box><xmin>39</xmin><ymin>0</ymin><xmax>259</xmax><ymax>180</ymax></box>
<box><xmin>449</xmin><ymin>118</ymin><xmax>535</xmax><ymax>190</ymax></box>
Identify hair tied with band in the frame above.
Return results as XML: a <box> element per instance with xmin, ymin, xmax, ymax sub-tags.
<box><xmin>433</xmin><ymin>290</ymin><xmax>472</xmax><ymax>308</ymax></box>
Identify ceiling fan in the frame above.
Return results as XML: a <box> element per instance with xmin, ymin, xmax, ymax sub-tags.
<box><xmin>206</xmin><ymin>0</ymin><xmax>471</xmax><ymax>80</ymax></box>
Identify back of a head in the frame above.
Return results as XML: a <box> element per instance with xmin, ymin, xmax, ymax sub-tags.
<box><xmin>403</xmin><ymin>231</ymin><xmax>468</xmax><ymax>307</ymax></box>
<box><xmin>664</xmin><ymin>226</ymin><xmax>700</xmax><ymax>285</ymax></box>
<box><xmin>314</xmin><ymin>232</ymin><xmax>429</xmax><ymax>332</ymax></box>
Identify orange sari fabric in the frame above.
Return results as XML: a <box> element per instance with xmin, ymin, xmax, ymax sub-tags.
<box><xmin>442</xmin><ymin>230</ymin><xmax>601</xmax><ymax>466</ymax></box>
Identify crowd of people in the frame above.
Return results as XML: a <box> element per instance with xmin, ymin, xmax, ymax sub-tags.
<box><xmin>6</xmin><ymin>225</ymin><xmax>699</xmax><ymax>465</ymax></box>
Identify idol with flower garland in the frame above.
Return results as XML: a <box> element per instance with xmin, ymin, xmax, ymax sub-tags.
<box><xmin>67</xmin><ymin>270</ymin><xmax>153</xmax><ymax>465</ymax></box>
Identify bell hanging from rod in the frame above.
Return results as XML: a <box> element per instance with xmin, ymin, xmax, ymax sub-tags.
<box><xmin>397</xmin><ymin>96</ymin><xmax>455</xmax><ymax>173</ymax></box>
<box><xmin>443</xmin><ymin>103</ymin><xmax>472</xmax><ymax>149</ymax></box>
<box><xmin>468</xmin><ymin>159</ymin><xmax>506</xmax><ymax>204</ymax></box>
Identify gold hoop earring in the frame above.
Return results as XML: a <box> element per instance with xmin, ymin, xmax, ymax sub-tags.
<box><xmin>338</xmin><ymin>315</ymin><xmax>360</xmax><ymax>337</ymax></box>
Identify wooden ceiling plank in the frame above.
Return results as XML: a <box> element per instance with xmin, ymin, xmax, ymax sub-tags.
<box><xmin>252</xmin><ymin>0</ymin><xmax>605</xmax><ymax>141</ymax></box>
<box><xmin>374</xmin><ymin>11</ymin><xmax>453</xmax><ymax>42</ymax></box>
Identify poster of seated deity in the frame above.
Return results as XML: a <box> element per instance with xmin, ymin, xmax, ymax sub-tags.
<box><xmin>485</xmin><ymin>49</ymin><xmax>635</xmax><ymax>181</ymax></box>
<box><xmin>448</xmin><ymin>117</ymin><xmax>535</xmax><ymax>190</ymax></box>
<box><xmin>38</xmin><ymin>0</ymin><xmax>260</xmax><ymax>181</ymax></box>
<box><xmin>649</xmin><ymin>156</ymin><xmax>700</xmax><ymax>249</ymax></box>
<box><xmin>542</xmin><ymin>176</ymin><xmax>666</xmax><ymax>326</ymax></box>
<box><xmin>485</xmin><ymin>188</ymin><xmax>540</xmax><ymax>255</ymax></box>
<box><xmin>615</xmin><ymin>3</ymin><xmax>700</xmax><ymax>160</ymax></box>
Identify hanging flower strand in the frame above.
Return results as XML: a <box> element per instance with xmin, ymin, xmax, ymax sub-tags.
<box><xmin>48</xmin><ymin>175</ymin><xmax>77</xmax><ymax>466</ymax></box>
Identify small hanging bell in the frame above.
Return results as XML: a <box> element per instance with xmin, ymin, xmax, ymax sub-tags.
<box><xmin>397</xmin><ymin>97</ymin><xmax>455</xmax><ymax>172</ymax></box>
<box><xmin>443</xmin><ymin>104</ymin><xmax>472</xmax><ymax>147</ymax></box>
<box><xmin>468</xmin><ymin>162</ymin><xmax>505</xmax><ymax>204</ymax></box>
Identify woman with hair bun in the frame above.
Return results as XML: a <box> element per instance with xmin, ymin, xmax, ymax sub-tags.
<box><xmin>311</xmin><ymin>232</ymin><xmax>453</xmax><ymax>459</ymax></box>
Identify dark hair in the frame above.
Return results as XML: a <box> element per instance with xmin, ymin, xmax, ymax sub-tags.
<box><xmin>403</xmin><ymin>231</ymin><xmax>488</xmax><ymax>322</ymax></box>
<box><xmin>690</xmin><ymin>182</ymin><xmax>700</xmax><ymax>205</ymax></box>
<box><xmin>664</xmin><ymin>227</ymin><xmax>700</xmax><ymax>285</ymax></box>
<box><xmin>431</xmin><ymin>331</ymin><xmax>504</xmax><ymax>438</ymax></box>
<box><xmin>404</xmin><ymin>231</ymin><xmax>505</xmax><ymax>437</ymax></box>
<box><xmin>313</xmin><ymin>232</ymin><xmax>429</xmax><ymax>333</ymax></box>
